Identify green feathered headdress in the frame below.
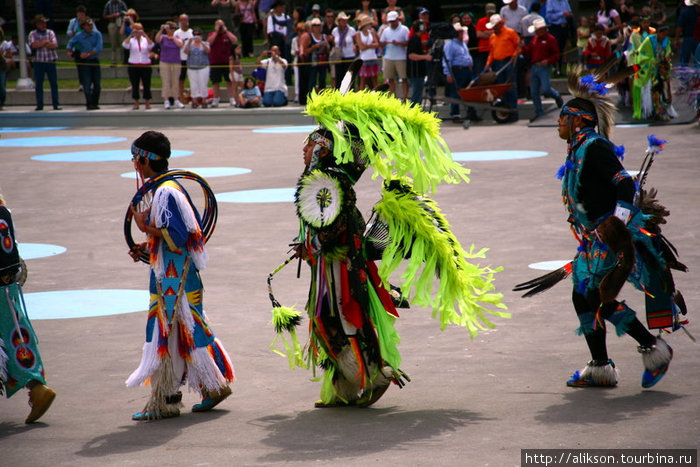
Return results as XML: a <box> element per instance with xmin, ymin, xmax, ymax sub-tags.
<box><xmin>304</xmin><ymin>89</ymin><xmax>470</xmax><ymax>195</ymax></box>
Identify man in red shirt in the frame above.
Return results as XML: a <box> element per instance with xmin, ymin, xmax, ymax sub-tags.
<box><xmin>474</xmin><ymin>3</ymin><xmax>496</xmax><ymax>75</ymax></box>
<box><xmin>207</xmin><ymin>19</ymin><xmax>238</xmax><ymax>107</ymax></box>
<box><xmin>524</xmin><ymin>18</ymin><xmax>563</xmax><ymax>121</ymax></box>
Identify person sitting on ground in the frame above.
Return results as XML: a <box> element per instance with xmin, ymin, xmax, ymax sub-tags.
<box><xmin>239</xmin><ymin>76</ymin><xmax>262</xmax><ymax>107</ymax></box>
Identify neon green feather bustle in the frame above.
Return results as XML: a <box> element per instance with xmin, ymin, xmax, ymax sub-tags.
<box><xmin>373</xmin><ymin>183</ymin><xmax>509</xmax><ymax>338</ymax></box>
<box><xmin>304</xmin><ymin>89</ymin><xmax>470</xmax><ymax>194</ymax></box>
<box><xmin>270</xmin><ymin>306</ymin><xmax>307</xmax><ymax>369</ymax></box>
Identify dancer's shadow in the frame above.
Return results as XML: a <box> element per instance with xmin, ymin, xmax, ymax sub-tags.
<box><xmin>535</xmin><ymin>390</ymin><xmax>683</xmax><ymax>425</ymax></box>
<box><xmin>0</xmin><ymin>420</ymin><xmax>50</xmax><ymax>439</ymax></box>
<box><xmin>251</xmin><ymin>406</ymin><xmax>488</xmax><ymax>464</ymax></box>
<box><xmin>75</xmin><ymin>410</ymin><xmax>228</xmax><ymax>457</ymax></box>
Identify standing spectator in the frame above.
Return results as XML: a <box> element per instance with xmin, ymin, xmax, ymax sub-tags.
<box><xmin>576</xmin><ymin>16</ymin><xmax>591</xmax><ymax>64</ymax></box>
<box><xmin>119</xmin><ymin>9</ymin><xmax>139</xmax><ymax>65</ymax></box>
<box><xmin>648</xmin><ymin>0</ymin><xmax>667</xmax><ymax>28</ymax></box>
<box><xmin>211</xmin><ymin>0</ymin><xmax>236</xmax><ymax>33</ymax></box>
<box><xmin>545</xmin><ymin>0</ymin><xmax>572</xmax><ymax>74</ymax></box>
<box><xmin>584</xmin><ymin>23</ymin><xmax>612</xmax><ymax>69</ymax></box>
<box><xmin>290</xmin><ymin>22</ymin><xmax>304</xmax><ymax>103</ymax></box>
<box><xmin>239</xmin><ymin>76</ymin><xmax>262</xmax><ymax>107</ymax></box>
<box><xmin>674</xmin><ymin>0</ymin><xmax>699</xmax><ymax>66</ymax></box>
<box><xmin>379</xmin><ymin>11</ymin><xmax>409</xmax><ymax>100</ymax></box>
<box><xmin>259</xmin><ymin>0</ymin><xmax>275</xmax><ymax>44</ymax></box>
<box><xmin>174</xmin><ymin>14</ymin><xmax>194</xmax><ymax>104</ymax></box>
<box><xmin>103</xmin><ymin>0</ymin><xmax>128</xmax><ymax>66</ymax></box>
<box><xmin>461</xmin><ymin>12</ymin><xmax>479</xmax><ymax>47</ymax></box>
<box><xmin>619</xmin><ymin>0</ymin><xmax>635</xmax><ymax>25</ymax></box>
<box><xmin>28</xmin><ymin>15</ymin><xmax>61</xmax><ymax>111</ymax></box>
<box><xmin>475</xmin><ymin>3</ymin><xmax>497</xmax><ymax>75</ymax></box>
<box><xmin>407</xmin><ymin>19</ymin><xmax>432</xmax><ymax>107</ymax></box>
<box><xmin>501</xmin><ymin>0</ymin><xmax>528</xmax><ymax>36</ymax></box>
<box><xmin>257</xmin><ymin>45</ymin><xmax>288</xmax><ymax>106</ymax></box>
<box><xmin>295</xmin><ymin>21</ymin><xmax>310</xmax><ymax>105</ymax></box>
<box><xmin>236</xmin><ymin>0</ymin><xmax>257</xmax><ymax>58</ymax></box>
<box><xmin>485</xmin><ymin>14</ymin><xmax>520</xmax><ymax>121</ymax></box>
<box><xmin>331</xmin><ymin>12</ymin><xmax>357</xmax><ymax>88</ymax></box>
<box><xmin>524</xmin><ymin>18</ymin><xmax>563</xmax><ymax>121</ymax></box>
<box><xmin>411</xmin><ymin>8</ymin><xmax>431</xmax><ymax>40</ymax></box>
<box><xmin>355</xmin><ymin>0</ymin><xmax>379</xmax><ymax>28</ymax></box>
<box><xmin>207</xmin><ymin>19</ymin><xmax>238</xmax><ymax>107</ymax></box>
<box><xmin>67</xmin><ymin>17</ymin><xmax>102</xmax><ymax>110</ymax></box>
<box><xmin>381</xmin><ymin>0</ymin><xmax>405</xmax><ymax>24</ymax></box>
<box><xmin>122</xmin><ymin>22</ymin><xmax>153</xmax><ymax>110</ymax></box>
<box><xmin>307</xmin><ymin>4</ymin><xmax>322</xmax><ymax>22</ymax></box>
<box><xmin>185</xmin><ymin>29</ymin><xmax>210</xmax><ymax>108</ymax></box>
<box><xmin>322</xmin><ymin>10</ymin><xmax>337</xmax><ymax>87</ymax></box>
<box><xmin>304</xmin><ymin>18</ymin><xmax>330</xmax><ymax>94</ymax></box>
<box><xmin>267</xmin><ymin>1</ymin><xmax>290</xmax><ymax>51</ymax></box>
<box><xmin>596</xmin><ymin>0</ymin><xmax>623</xmax><ymax>38</ymax></box>
<box><xmin>67</xmin><ymin>5</ymin><xmax>89</xmax><ymax>92</ymax></box>
<box><xmin>156</xmin><ymin>22</ymin><xmax>184</xmax><ymax>109</ymax></box>
<box><xmin>443</xmin><ymin>23</ymin><xmax>476</xmax><ymax>121</ymax></box>
<box><xmin>0</xmin><ymin>27</ymin><xmax>15</xmax><ymax>111</ymax></box>
<box><xmin>355</xmin><ymin>15</ymin><xmax>380</xmax><ymax>90</ymax></box>
<box><xmin>230</xmin><ymin>43</ymin><xmax>243</xmax><ymax>105</ymax></box>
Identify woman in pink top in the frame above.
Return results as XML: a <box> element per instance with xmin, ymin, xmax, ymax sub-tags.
<box><xmin>122</xmin><ymin>23</ymin><xmax>154</xmax><ymax>109</ymax></box>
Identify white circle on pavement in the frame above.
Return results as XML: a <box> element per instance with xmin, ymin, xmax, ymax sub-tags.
<box><xmin>217</xmin><ymin>188</ymin><xmax>295</xmax><ymax>203</ymax></box>
<box><xmin>0</xmin><ymin>127</ymin><xmax>69</xmax><ymax>133</ymax></box>
<box><xmin>17</xmin><ymin>243</ymin><xmax>67</xmax><ymax>260</ymax></box>
<box><xmin>451</xmin><ymin>150</ymin><xmax>548</xmax><ymax>161</ymax></box>
<box><xmin>529</xmin><ymin>260</ymin><xmax>570</xmax><ymax>271</ymax></box>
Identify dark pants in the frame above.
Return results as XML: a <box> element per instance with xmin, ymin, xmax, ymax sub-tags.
<box><xmin>0</xmin><ymin>70</ymin><xmax>6</xmax><ymax>107</ymax></box>
<box><xmin>77</xmin><ymin>59</ymin><xmax>101</xmax><ymax>107</ymax></box>
<box><xmin>549</xmin><ymin>23</ymin><xmax>569</xmax><ymax>71</ymax></box>
<box><xmin>334</xmin><ymin>56</ymin><xmax>356</xmax><ymax>89</ymax></box>
<box><xmin>33</xmin><ymin>61</ymin><xmax>59</xmax><ymax>108</ymax></box>
<box><xmin>473</xmin><ymin>51</ymin><xmax>489</xmax><ymax>76</ymax></box>
<box><xmin>128</xmin><ymin>65</ymin><xmax>152</xmax><ymax>100</ymax></box>
<box><xmin>491</xmin><ymin>58</ymin><xmax>518</xmax><ymax>120</ymax></box>
<box><xmin>240</xmin><ymin>22</ymin><xmax>255</xmax><ymax>57</ymax></box>
<box><xmin>308</xmin><ymin>64</ymin><xmax>327</xmax><ymax>92</ymax></box>
<box><xmin>297</xmin><ymin>60</ymin><xmax>309</xmax><ymax>106</ymax></box>
<box><xmin>446</xmin><ymin>66</ymin><xmax>477</xmax><ymax>119</ymax></box>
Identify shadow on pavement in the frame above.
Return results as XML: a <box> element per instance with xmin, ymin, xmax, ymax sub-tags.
<box><xmin>535</xmin><ymin>390</ymin><xmax>684</xmax><ymax>425</ymax></box>
<box><xmin>75</xmin><ymin>410</ymin><xmax>228</xmax><ymax>458</ymax></box>
<box><xmin>251</xmin><ymin>407</ymin><xmax>489</xmax><ymax>463</ymax></box>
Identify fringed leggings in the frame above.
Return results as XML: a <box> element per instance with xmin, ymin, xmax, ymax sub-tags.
<box><xmin>573</xmin><ymin>289</ymin><xmax>655</xmax><ymax>363</ymax></box>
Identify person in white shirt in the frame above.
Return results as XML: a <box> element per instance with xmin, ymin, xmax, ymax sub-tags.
<box><xmin>257</xmin><ymin>45</ymin><xmax>288</xmax><ymax>106</ymax></box>
<box><xmin>379</xmin><ymin>11</ymin><xmax>409</xmax><ymax>99</ymax></box>
<box><xmin>122</xmin><ymin>23</ymin><xmax>154</xmax><ymax>109</ymax></box>
<box><xmin>174</xmin><ymin>14</ymin><xmax>194</xmax><ymax>102</ymax></box>
<box><xmin>331</xmin><ymin>12</ymin><xmax>357</xmax><ymax>89</ymax></box>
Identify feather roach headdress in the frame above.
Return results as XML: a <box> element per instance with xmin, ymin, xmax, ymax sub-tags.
<box><xmin>304</xmin><ymin>89</ymin><xmax>470</xmax><ymax>194</ymax></box>
<box><xmin>562</xmin><ymin>60</ymin><xmax>639</xmax><ymax>140</ymax></box>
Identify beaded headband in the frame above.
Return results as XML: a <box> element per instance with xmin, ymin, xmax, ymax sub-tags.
<box><xmin>131</xmin><ymin>142</ymin><xmax>164</xmax><ymax>161</ymax></box>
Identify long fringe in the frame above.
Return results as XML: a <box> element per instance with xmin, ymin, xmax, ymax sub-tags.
<box><xmin>0</xmin><ymin>337</ymin><xmax>7</xmax><ymax>386</ymax></box>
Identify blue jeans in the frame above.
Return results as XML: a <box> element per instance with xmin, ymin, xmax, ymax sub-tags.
<box><xmin>33</xmin><ymin>61</ymin><xmax>59</xmax><ymax>108</ymax></box>
<box><xmin>491</xmin><ymin>58</ymin><xmax>518</xmax><ymax>120</ymax></box>
<box><xmin>408</xmin><ymin>76</ymin><xmax>425</xmax><ymax>107</ymax></box>
<box><xmin>308</xmin><ymin>65</ymin><xmax>327</xmax><ymax>91</ymax></box>
<box><xmin>530</xmin><ymin>64</ymin><xmax>560</xmax><ymax>116</ymax></box>
<box><xmin>77</xmin><ymin>59</ymin><xmax>101</xmax><ymax>107</ymax></box>
<box><xmin>446</xmin><ymin>66</ymin><xmax>476</xmax><ymax>118</ymax></box>
<box><xmin>263</xmin><ymin>90</ymin><xmax>287</xmax><ymax>107</ymax></box>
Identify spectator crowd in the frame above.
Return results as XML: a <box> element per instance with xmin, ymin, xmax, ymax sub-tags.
<box><xmin>0</xmin><ymin>0</ymin><xmax>698</xmax><ymax>120</ymax></box>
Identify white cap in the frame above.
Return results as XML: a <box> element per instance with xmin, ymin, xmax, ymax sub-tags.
<box><xmin>387</xmin><ymin>11</ymin><xmax>399</xmax><ymax>22</ymax></box>
<box><xmin>485</xmin><ymin>14</ymin><xmax>503</xmax><ymax>29</ymax></box>
<box><xmin>528</xmin><ymin>18</ymin><xmax>547</xmax><ymax>33</ymax></box>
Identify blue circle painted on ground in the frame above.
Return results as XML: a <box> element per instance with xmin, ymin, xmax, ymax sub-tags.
<box><xmin>17</xmin><ymin>243</ymin><xmax>67</xmax><ymax>260</ymax></box>
<box><xmin>23</xmin><ymin>289</ymin><xmax>148</xmax><ymax>320</ymax></box>
<box><xmin>617</xmin><ymin>124</ymin><xmax>651</xmax><ymax>128</ymax></box>
<box><xmin>0</xmin><ymin>136</ymin><xmax>126</xmax><ymax>147</ymax></box>
<box><xmin>120</xmin><ymin>167</ymin><xmax>251</xmax><ymax>179</ymax></box>
<box><xmin>529</xmin><ymin>260</ymin><xmax>570</xmax><ymax>271</ymax></box>
<box><xmin>0</xmin><ymin>127</ymin><xmax>69</xmax><ymax>133</ymax></box>
<box><xmin>217</xmin><ymin>188</ymin><xmax>295</xmax><ymax>203</ymax></box>
<box><xmin>32</xmin><ymin>149</ymin><xmax>193</xmax><ymax>162</ymax></box>
<box><xmin>452</xmin><ymin>150</ymin><xmax>548</xmax><ymax>161</ymax></box>
<box><xmin>252</xmin><ymin>125</ymin><xmax>317</xmax><ymax>134</ymax></box>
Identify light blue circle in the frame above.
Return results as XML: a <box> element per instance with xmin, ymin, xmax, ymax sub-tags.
<box><xmin>529</xmin><ymin>260</ymin><xmax>570</xmax><ymax>271</ymax></box>
<box><xmin>217</xmin><ymin>188</ymin><xmax>295</xmax><ymax>203</ymax></box>
<box><xmin>23</xmin><ymin>289</ymin><xmax>148</xmax><ymax>320</ymax></box>
<box><xmin>120</xmin><ymin>167</ymin><xmax>251</xmax><ymax>179</ymax></box>
<box><xmin>252</xmin><ymin>125</ymin><xmax>317</xmax><ymax>134</ymax></box>
<box><xmin>0</xmin><ymin>136</ymin><xmax>126</xmax><ymax>147</ymax></box>
<box><xmin>32</xmin><ymin>149</ymin><xmax>193</xmax><ymax>162</ymax></box>
<box><xmin>451</xmin><ymin>150</ymin><xmax>548</xmax><ymax>161</ymax></box>
<box><xmin>0</xmin><ymin>127</ymin><xmax>69</xmax><ymax>133</ymax></box>
<box><xmin>617</xmin><ymin>124</ymin><xmax>651</xmax><ymax>128</ymax></box>
<box><xmin>17</xmin><ymin>243</ymin><xmax>67</xmax><ymax>260</ymax></box>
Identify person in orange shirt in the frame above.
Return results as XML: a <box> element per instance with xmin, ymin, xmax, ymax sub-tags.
<box><xmin>484</xmin><ymin>14</ymin><xmax>520</xmax><ymax>121</ymax></box>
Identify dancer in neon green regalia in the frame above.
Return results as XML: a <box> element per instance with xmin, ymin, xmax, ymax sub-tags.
<box><xmin>269</xmin><ymin>88</ymin><xmax>508</xmax><ymax>408</ymax></box>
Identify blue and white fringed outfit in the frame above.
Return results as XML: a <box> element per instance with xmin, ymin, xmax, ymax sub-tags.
<box><xmin>127</xmin><ymin>178</ymin><xmax>234</xmax><ymax>417</ymax></box>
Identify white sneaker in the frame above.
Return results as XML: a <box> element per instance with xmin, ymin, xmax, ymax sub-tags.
<box><xmin>211</xmin><ymin>98</ymin><xmax>220</xmax><ymax>108</ymax></box>
<box><xmin>164</xmin><ymin>100</ymin><xmax>171</xmax><ymax>110</ymax></box>
<box><xmin>229</xmin><ymin>98</ymin><xmax>237</xmax><ymax>107</ymax></box>
<box><xmin>174</xmin><ymin>100</ymin><xmax>185</xmax><ymax>109</ymax></box>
